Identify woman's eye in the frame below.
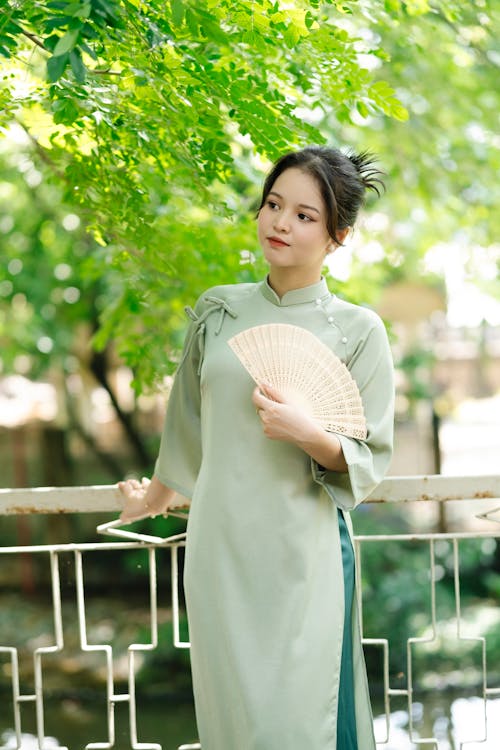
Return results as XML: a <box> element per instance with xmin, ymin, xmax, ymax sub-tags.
<box><xmin>267</xmin><ymin>200</ymin><xmax>279</xmax><ymax>210</ymax></box>
<box><xmin>298</xmin><ymin>213</ymin><xmax>312</xmax><ymax>222</ymax></box>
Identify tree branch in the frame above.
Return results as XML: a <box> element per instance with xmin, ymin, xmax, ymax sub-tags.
<box><xmin>89</xmin><ymin>347</ymin><xmax>152</xmax><ymax>470</ymax></box>
<box><xmin>13</xmin><ymin>117</ymin><xmax>68</xmax><ymax>182</ymax></box>
<box><xmin>21</xmin><ymin>29</ymin><xmax>48</xmax><ymax>52</ymax></box>
<box><xmin>92</xmin><ymin>68</ymin><xmax>122</xmax><ymax>75</ymax></box>
<box><xmin>64</xmin><ymin>390</ymin><xmax>127</xmax><ymax>480</ymax></box>
<box><xmin>22</xmin><ymin>28</ymin><xmax>121</xmax><ymax>75</ymax></box>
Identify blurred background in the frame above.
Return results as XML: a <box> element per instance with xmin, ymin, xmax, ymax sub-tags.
<box><xmin>1</xmin><ymin>1</ymin><xmax>499</xmax><ymax>748</ymax></box>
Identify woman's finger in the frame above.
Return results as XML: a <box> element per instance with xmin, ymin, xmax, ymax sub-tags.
<box><xmin>252</xmin><ymin>386</ymin><xmax>269</xmax><ymax>409</ymax></box>
<box><xmin>259</xmin><ymin>382</ymin><xmax>286</xmax><ymax>403</ymax></box>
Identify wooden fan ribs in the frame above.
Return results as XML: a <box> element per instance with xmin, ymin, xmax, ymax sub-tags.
<box><xmin>228</xmin><ymin>324</ymin><xmax>367</xmax><ymax>440</ymax></box>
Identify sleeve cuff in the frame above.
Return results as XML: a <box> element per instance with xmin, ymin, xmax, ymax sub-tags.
<box><xmin>153</xmin><ymin>460</ymin><xmax>194</xmax><ymax>500</ymax></box>
<box><xmin>310</xmin><ymin>434</ymin><xmax>379</xmax><ymax>511</ymax></box>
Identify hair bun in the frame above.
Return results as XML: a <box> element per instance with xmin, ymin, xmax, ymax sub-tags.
<box><xmin>346</xmin><ymin>150</ymin><xmax>385</xmax><ymax>197</ymax></box>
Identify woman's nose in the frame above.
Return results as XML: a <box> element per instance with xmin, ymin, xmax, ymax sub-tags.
<box><xmin>273</xmin><ymin>211</ymin><xmax>290</xmax><ymax>232</ymax></box>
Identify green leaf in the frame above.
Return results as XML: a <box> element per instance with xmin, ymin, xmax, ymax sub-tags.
<box><xmin>171</xmin><ymin>0</ymin><xmax>185</xmax><ymax>27</ymax></box>
<box><xmin>384</xmin><ymin>0</ymin><xmax>401</xmax><ymax>12</ymax></box>
<box><xmin>43</xmin><ymin>16</ymin><xmax>73</xmax><ymax>32</ymax></box>
<box><xmin>66</xmin><ymin>1</ymin><xmax>91</xmax><ymax>17</ymax></box>
<box><xmin>390</xmin><ymin>102</ymin><xmax>409</xmax><ymax>121</ymax></box>
<box><xmin>80</xmin><ymin>40</ymin><xmax>98</xmax><ymax>60</ymax></box>
<box><xmin>283</xmin><ymin>26</ymin><xmax>301</xmax><ymax>48</ymax></box>
<box><xmin>404</xmin><ymin>0</ymin><xmax>431</xmax><ymax>16</ymax></box>
<box><xmin>356</xmin><ymin>100</ymin><xmax>369</xmax><ymax>118</ymax></box>
<box><xmin>304</xmin><ymin>11</ymin><xmax>316</xmax><ymax>30</ymax></box>
<box><xmin>53</xmin><ymin>28</ymin><xmax>80</xmax><ymax>57</ymax></box>
<box><xmin>69</xmin><ymin>49</ymin><xmax>86</xmax><ymax>82</ymax></box>
<box><xmin>52</xmin><ymin>98</ymin><xmax>80</xmax><ymax>124</ymax></box>
<box><xmin>47</xmin><ymin>52</ymin><xmax>69</xmax><ymax>81</ymax></box>
<box><xmin>93</xmin><ymin>0</ymin><xmax>122</xmax><ymax>25</ymax></box>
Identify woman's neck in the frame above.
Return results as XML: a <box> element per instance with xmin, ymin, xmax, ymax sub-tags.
<box><xmin>267</xmin><ymin>269</ymin><xmax>322</xmax><ymax>299</ymax></box>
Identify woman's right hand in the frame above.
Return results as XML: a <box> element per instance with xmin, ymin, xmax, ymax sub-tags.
<box><xmin>118</xmin><ymin>477</ymin><xmax>153</xmax><ymax>523</ymax></box>
<box><xmin>117</xmin><ymin>474</ymin><xmax>178</xmax><ymax>523</ymax></box>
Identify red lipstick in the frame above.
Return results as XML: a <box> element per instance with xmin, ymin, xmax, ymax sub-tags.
<box><xmin>267</xmin><ymin>236</ymin><xmax>290</xmax><ymax>248</ymax></box>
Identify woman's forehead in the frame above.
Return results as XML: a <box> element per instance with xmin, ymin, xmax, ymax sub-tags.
<box><xmin>271</xmin><ymin>168</ymin><xmax>324</xmax><ymax>210</ymax></box>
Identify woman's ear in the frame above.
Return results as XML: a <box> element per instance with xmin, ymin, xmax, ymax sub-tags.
<box><xmin>334</xmin><ymin>227</ymin><xmax>350</xmax><ymax>246</ymax></box>
<box><xmin>328</xmin><ymin>227</ymin><xmax>350</xmax><ymax>252</ymax></box>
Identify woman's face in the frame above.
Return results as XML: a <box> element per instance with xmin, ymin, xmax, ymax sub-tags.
<box><xmin>257</xmin><ymin>167</ymin><xmax>333</xmax><ymax>279</ymax></box>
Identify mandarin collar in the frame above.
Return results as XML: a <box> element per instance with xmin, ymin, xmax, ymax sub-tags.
<box><xmin>260</xmin><ymin>276</ymin><xmax>331</xmax><ymax>307</ymax></box>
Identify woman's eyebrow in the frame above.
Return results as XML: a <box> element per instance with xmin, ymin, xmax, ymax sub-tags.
<box><xmin>268</xmin><ymin>191</ymin><xmax>321</xmax><ymax>215</ymax></box>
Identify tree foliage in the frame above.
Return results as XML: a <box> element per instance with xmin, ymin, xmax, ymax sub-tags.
<box><xmin>1</xmin><ymin>0</ymin><xmax>499</xmax><ymax>398</ymax></box>
<box><xmin>1</xmin><ymin>0</ymin><xmax>409</xmax><ymax>391</ymax></box>
<box><xmin>335</xmin><ymin>0</ymin><xmax>500</xmax><ymax>281</ymax></box>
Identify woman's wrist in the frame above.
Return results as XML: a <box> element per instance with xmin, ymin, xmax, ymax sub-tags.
<box><xmin>143</xmin><ymin>475</ymin><xmax>177</xmax><ymax>515</ymax></box>
<box><xmin>296</xmin><ymin>426</ymin><xmax>348</xmax><ymax>473</ymax></box>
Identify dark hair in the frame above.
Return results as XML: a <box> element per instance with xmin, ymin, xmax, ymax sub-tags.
<box><xmin>258</xmin><ymin>146</ymin><xmax>385</xmax><ymax>245</ymax></box>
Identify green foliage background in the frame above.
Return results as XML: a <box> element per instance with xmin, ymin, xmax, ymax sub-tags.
<box><xmin>2</xmin><ymin>0</ymin><xmax>497</xmax><ymax>395</ymax></box>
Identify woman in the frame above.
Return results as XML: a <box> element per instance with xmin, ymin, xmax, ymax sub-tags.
<box><xmin>119</xmin><ymin>146</ymin><xmax>395</xmax><ymax>750</ymax></box>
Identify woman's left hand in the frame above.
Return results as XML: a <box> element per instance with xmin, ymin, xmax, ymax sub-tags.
<box><xmin>252</xmin><ymin>383</ymin><xmax>348</xmax><ymax>471</ymax></box>
<box><xmin>252</xmin><ymin>384</ymin><xmax>318</xmax><ymax>444</ymax></box>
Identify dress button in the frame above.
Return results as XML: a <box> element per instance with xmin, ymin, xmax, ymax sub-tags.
<box><xmin>315</xmin><ymin>298</ymin><xmax>322</xmax><ymax>305</ymax></box>
<box><xmin>327</xmin><ymin>316</ymin><xmax>334</xmax><ymax>323</ymax></box>
<box><xmin>342</xmin><ymin>336</ymin><xmax>347</xmax><ymax>344</ymax></box>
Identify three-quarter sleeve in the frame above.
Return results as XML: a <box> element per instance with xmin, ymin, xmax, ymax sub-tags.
<box><xmin>153</xmin><ymin>303</ymin><xmax>203</xmax><ymax>499</ymax></box>
<box><xmin>311</xmin><ymin>314</ymin><xmax>394</xmax><ymax>511</ymax></box>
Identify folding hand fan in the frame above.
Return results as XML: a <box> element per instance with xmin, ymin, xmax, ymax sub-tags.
<box><xmin>228</xmin><ymin>323</ymin><xmax>367</xmax><ymax>439</ymax></box>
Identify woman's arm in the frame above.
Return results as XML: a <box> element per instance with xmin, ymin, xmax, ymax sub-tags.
<box><xmin>252</xmin><ymin>384</ymin><xmax>348</xmax><ymax>472</ymax></box>
<box><xmin>118</xmin><ymin>474</ymin><xmax>178</xmax><ymax>523</ymax></box>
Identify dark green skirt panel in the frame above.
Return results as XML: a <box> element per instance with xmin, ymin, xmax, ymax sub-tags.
<box><xmin>336</xmin><ymin>510</ymin><xmax>358</xmax><ymax>750</ymax></box>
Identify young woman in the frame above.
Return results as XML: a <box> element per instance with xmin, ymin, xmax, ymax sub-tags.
<box><xmin>118</xmin><ymin>146</ymin><xmax>395</xmax><ymax>750</ymax></box>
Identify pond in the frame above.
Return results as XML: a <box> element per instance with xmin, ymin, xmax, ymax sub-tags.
<box><xmin>2</xmin><ymin>693</ymin><xmax>499</xmax><ymax>749</ymax></box>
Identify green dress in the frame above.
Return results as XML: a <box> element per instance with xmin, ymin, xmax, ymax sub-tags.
<box><xmin>155</xmin><ymin>277</ymin><xmax>394</xmax><ymax>750</ymax></box>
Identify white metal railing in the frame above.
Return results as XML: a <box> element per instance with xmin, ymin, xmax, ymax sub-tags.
<box><xmin>1</xmin><ymin>475</ymin><xmax>500</xmax><ymax>750</ymax></box>
<box><xmin>2</xmin><ymin>474</ymin><xmax>500</xmax><ymax>516</ymax></box>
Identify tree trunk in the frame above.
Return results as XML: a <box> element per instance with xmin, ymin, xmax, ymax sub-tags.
<box><xmin>89</xmin><ymin>349</ymin><xmax>152</xmax><ymax>470</ymax></box>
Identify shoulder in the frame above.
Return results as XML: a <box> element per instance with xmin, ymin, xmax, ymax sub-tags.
<box><xmin>192</xmin><ymin>282</ymin><xmax>259</xmax><ymax>313</ymax></box>
<box><xmin>327</xmin><ymin>295</ymin><xmax>387</xmax><ymax>334</ymax></box>
<box><xmin>325</xmin><ymin>296</ymin><xmax>390</xmax><ymax>361</ymax></box>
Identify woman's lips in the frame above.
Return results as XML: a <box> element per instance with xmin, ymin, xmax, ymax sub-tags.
<box><xmin>267</xmin><ymin>236</ymin><xmax>290</xmax><ymax>248</ymax></box>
